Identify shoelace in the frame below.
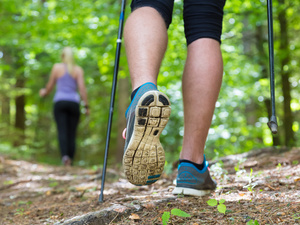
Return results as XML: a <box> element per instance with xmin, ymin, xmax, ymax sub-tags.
<box><xmin>122</xmin><ymin>128</ymin><xmax>127</xmax><ymax>140</ymax></box>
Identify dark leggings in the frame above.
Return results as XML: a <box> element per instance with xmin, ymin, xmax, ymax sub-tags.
<box><xmin>54</xmin><ymin>101</ymin><xmax>80</xmax><ymax>160</ymax></box>
<box><xmin>130</xmin><ymin>0</ymin><xmax>226</xmax><ymax>45</ymax></box>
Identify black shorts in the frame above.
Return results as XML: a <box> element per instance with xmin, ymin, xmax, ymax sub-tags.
<box><xmin>130</xmin><ymin>0</ymin><xmax>226</xmax><ymax>45</ymax></box>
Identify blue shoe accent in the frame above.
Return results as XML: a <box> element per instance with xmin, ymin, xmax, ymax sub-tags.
<box><xmin>125</xmin><ymin>82</ymin><xmax>157</xmax><ymax>117</ymax></box>
<box><xmin>172</xmin><ymin>156</ymin><xmax>217</xmax><ymax>196</ymax></box>
<box><xmin>148</xmin><ymin>174</ymin><xmax>161</xmax><ymax>179</ymax></box>
<box><xmin>146</xmin><ymin>179</ymin><xmax>158</xmax><ymax>184</ymax></box>
<box><xmin>178</xmin><ymin>155</ymin><xmax>209</xmax><ymax>174</ymax></box>
<box><xmin>122</xmin><ymin>83</ymin><xmax>171</xmax><ymax>186</ymax></box>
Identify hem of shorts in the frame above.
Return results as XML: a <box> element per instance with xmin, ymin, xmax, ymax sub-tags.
<box><xmin>131</xmin><ymin>3</ymin><xmax>171</xmax><ymax>28</ymax></box>
<box><xmin>187</xmin><ymin>35</ymin><xmax>222</xmax><ymax>46</ymax></box>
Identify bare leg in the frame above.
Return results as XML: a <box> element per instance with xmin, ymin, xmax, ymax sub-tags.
<box><xmin>123</xmin><ymin>6</ymin><xmax>171</xmax><ymax>185</ymax></box>
<box><xmin>124</xmin><ymin>7</ymin><xmax>168</xmax><ymax>90</ymax></box>
<box><xmin>124</xmin><ymin>7</ymin><xmax>223</xmax><ymax>165</ymax></box>
<box><xmin>181</xmin><ymin>38</ymin><xmax>223</xmax><ymax>164</ymax></box>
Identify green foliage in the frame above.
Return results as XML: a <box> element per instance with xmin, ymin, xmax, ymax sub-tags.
<box><xmin>207</xmin><ymin>199</ymin><xmax>218</xmax><ymax>207</ymax></box>
<box><xmin>162</xmin><ymin>211</ymin><xmax>170</xmax><ymax>225</ymax></box>
<box><xmin>246</xmin><ymin>220</ymin><xmax>260</xmax><ymax>225</ymax></box>
<box><xmin>217</xmin><ymin>203</ymin><xmax>227</xmax><ymax>214</ymax></box>
<box><xmin>277</xmin><ymin>163</ymin><xmax>282</xmax><ymax>170</ymax></box>
<box><xmin>0</xmin><ymin>0</ymin><xmax>128</xmax><ymax>165</ymax></box>
<box><xmin>17</xmin><ymin>201</ymin><xmax>32</xmax><ymax>206</ymax></box>
<box><xmin>162</xmin><ymin>208</ymin><xmax>191</xmax><ymax>225</ymax></box>
<box><xmin>14</xmin><ymin>208</ymin><xmax>25</xmax><ymax>216</ymax></box>
<box><xmin>243</xmin><ymin>168</ymin><xmax>257</xmax><ymax>192</ymax></box>
<box><xmin>219</xmin><ymin>199</ymin><xmax>226</xmax><ymax>204</ymax></box>
<box><xmin>292</xmin><ymin>160</ymin><xmax>299</xmax><ymax>165</ymax></box>
<box><xmin>3</xmin><ymin>180</ymin><xmax>14</xmax><ymax>185</ymax></box>
<box><xmin>207</xmin><ymin>199</ymin><xmax>227</xmax><ymax>214</ymax></box>
<box><xmin>293</xmin><ymin>213</ymin><xmax>300</xmax><ymax>220</ymax></box>
<box><xmin>48</xmin><ymin>181</ymin><xmax>58</xmax><ymax>188</ymax></box>
<box><xmin>234</xmin><ymin>158</ymin><xmax>246</xmax><ymax>172</ymax></box>
<box><xmin>170</xmin><ymin>208</ymin><xmax>191</xmax><ymax>217</ymax></box>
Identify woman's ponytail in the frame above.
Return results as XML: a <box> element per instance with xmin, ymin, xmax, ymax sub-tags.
<box><xmin>61</xmin><ymin>47</ymin><xmax>75</xmax><ymax>77</ymax></box>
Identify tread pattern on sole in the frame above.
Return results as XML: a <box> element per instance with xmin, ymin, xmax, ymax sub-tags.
<box><xmin>123</xmin><ymin>91</ymin><xmax>171</xmax><ymax>185</ymax></box>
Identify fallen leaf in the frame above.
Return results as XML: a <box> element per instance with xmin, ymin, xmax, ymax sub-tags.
<box><xmin>242</xmin><ymin>161</ymin><xmax>258</xmax><ymax>168</ymax></box>
<box><xmin>294</xmin><ymin>177</ymin><xmax>300</xmax><ymax>182</ymax></box>
<box><xmin>75</xmin><ymin>184</ymin><xmax>95</xmax><ymax>191</ymax></box>
<box><xmin>113</xmin><ymin>206</ymin><xmax>127</xmax><ymax>213</ymax></box>
<box><xmin>277</xmin><ymin>212</ymin><xmax>285</xmax><ymax>216</ymax></box>
<box><xmin>142</xmin><ymin>202</ymin><xmax>155</xmax><ymax>209</ymax></box>
<box><xmin>75</xmin><ymin>187</ymin><xmax>88</xmax><ymax>191</ymax></box>
<box><xmin>129</xmin><ymin>213</ymin><xmax>140</xmax><ymax>220</ymax></box>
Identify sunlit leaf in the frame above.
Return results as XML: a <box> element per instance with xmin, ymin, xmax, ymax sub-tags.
<box><xmin>246</xmin><ymin>220</ymin><xmax>260</xmax><ymax>225</ymax></box>
<box><xmin>217</xmin><ymin>204</ymin><xmax>226</xmax><ymax>214</ymax></box>
<box><xmin>171</xmin><ymin>208</ymin><xmax>191</xmax><ymax>217</ymax></box>
<box><xmin>162</xmin><ymin>212</ymin><xmax>170</xmax><ymax>225</ymax></box>
<box><xmin>207</xmin><ymin>199</ymin><xmax>218</xmax><ymax>207</ymax></box>
<box><xmin>219</xmin><ymin>199</ymin><xmax>226</xmax><ymax>204</ymax></box>
<box><xmin>129</xmin><ymin>213</ymin><xmax>140</xmax><ymax>220</ymax></box>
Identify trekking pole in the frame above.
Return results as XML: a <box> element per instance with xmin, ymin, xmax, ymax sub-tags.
<box><xmin>266</xmin><ymin>0</ymin><xmax>278</xmax><ymax>134</ymax></box>
<box><xmin>99</xmin><ymin>0</ymin><xmax>127</xmax><ymax>203</ymax></box>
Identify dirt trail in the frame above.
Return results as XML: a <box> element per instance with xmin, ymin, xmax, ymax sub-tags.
<box><xmin>0</xmin><ymin>147</ymin><xmax>299</xmax><ymax>225</ymax></box>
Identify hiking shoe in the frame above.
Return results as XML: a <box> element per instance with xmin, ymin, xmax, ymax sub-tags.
<box><xmin>62</xmin><ymin>155</ymin><xmax>72</xmax><ymax>166</ymax></box>
<box><xmin>123</xmin><ymin>82</ymin><xmax>171</xmax><ymax>186</ymax></box>
<box><xmin>172</xmin><ymin>156</ymin><xmax>217</xmax><ymax>196</ymax></box>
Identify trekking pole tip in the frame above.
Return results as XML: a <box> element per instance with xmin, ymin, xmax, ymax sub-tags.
<box><xmin>98</xmin><ymin>194</ymin><xmax>104</xmax><ymax>203</ymax></box>
<box><xmin>267</xmin><ymin>120</ymin><xmax>278</xmax><ymax>134</ymax></box>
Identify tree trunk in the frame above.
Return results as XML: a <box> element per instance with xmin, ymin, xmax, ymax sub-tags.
<box><xmin>14</xmin><ymin>77</ymin><xmax>26</xmax><ymax>146</ymax></box>
<box><xmin>278</xmin><ymin>0</ymin><xmax>294</xmax><ymax>146</ymax></box>
<box><xmin>1</xmin><ymin>96</ymin><xmax>10</xmax><ymax>125</ymax></box>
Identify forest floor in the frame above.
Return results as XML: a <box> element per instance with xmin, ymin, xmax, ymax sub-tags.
<box><xmin>0</xmin><ymin>147</ymin><xmax>300</xmax><ymax>225</ymax></box>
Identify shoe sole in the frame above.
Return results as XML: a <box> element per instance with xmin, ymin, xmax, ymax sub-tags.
<box><xmin>123</xmin><ymin>90</ymin><xmax>171</xmax><ymax>185</ymax></box>
<box><xmin>172</xmin><ymin>187</ymin><xmax>212</xmax><ymax>197</ymax></box>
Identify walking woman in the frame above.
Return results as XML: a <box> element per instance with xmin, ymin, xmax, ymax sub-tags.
<box><xmin>39</xmin><ymin>47</ymin><xmax>89</xmax><ymax>166</ymax></box>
